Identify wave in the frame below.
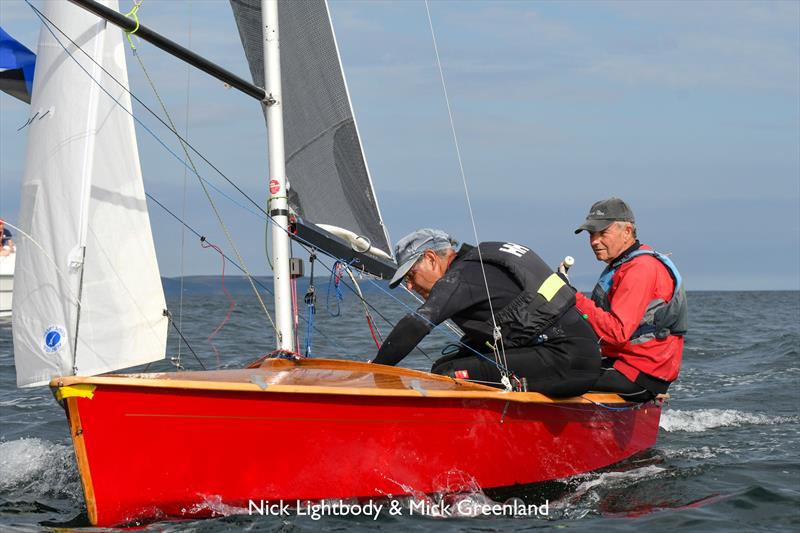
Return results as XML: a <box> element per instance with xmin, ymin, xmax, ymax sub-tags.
<box><xmin>0</xmin><ymin>438</ymin><xmax>81</xmax><ymax>500</ymax></box>
<box><xmin>660</xmin><ymin>409</ymin><xmax>799</xmax><ymax>433</ymax></box>
<box><xmin>546</xmin><ymin>465</ymin><xmax>668</xmax><ymax>520</ymax></box>
<box><xmin>661</xmin><ymin>445</ymin><xmax>731</xmax><ymax>460</ymax></box>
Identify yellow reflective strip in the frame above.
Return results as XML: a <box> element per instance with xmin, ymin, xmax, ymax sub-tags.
<box><xmin>56</xmin><ymin>384</ymin><xmax>96</xmax><ymax>401</ymax></box>
<box><xmin>537</xmin><ymin>273</ymin><xmax>566</xmax><ymax>302</ymax></box>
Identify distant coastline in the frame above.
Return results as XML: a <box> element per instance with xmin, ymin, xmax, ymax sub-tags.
<box><xmin>160</xmin><ymin>276</ymin><xmax>800</xmax><ymax>297</ymax></box>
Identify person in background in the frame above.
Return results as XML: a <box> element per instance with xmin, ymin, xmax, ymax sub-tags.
<box><xmin>371</xmin><ymin>228</ymin><xmax>601</xmax><ymax>397</ymax></box>
<box><xmin>0</xmin><ymin>218</ymin><xmax>14</xmax><ymax>257</ymax></box>
<box><xmin>574</xmin><ymin>198</ymin><xmax>688</xmax><ymax>402</ymax></box>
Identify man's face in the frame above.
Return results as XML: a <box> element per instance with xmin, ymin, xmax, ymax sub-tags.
<box><xmin>404</xmin><ymin>250</ymin><xmax>446</xmax><ymax>299</ymax></box>
<box><xmin>588</xmin><ymin>222</ymin><xmax>633</xmax><ymax>263</ymax></box>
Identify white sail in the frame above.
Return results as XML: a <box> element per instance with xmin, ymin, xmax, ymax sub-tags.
<box><xmin>13</xmin><ymin>0</ymin><xmax>167</xmax><ymax>387</ymax></box>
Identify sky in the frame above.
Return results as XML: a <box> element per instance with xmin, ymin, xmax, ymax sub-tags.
<box><xmin>0</xmin><ymin>0</ymin><xmax>798</xmax><ymax>291</ymax></box>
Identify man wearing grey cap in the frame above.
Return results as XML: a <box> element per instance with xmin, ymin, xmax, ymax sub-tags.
<box><xmin>574</xmin><ymin>198</ymin><xmax>688</xmax><ymax>402</ymax></box>
<box><xmin>372</xmin><ymin>228</ymin><xmax>601</xmax><ymax>397</ymax></box>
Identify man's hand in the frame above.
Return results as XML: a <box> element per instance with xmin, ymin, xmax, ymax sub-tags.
<box><xmin>557</xmin><ymin>256</ymin><xmax>574</xmax><ymax>282</ymax></box>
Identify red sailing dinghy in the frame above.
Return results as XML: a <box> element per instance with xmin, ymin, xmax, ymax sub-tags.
<box><xmin>57</xmin><ymin>360</ymin><xmax>660</xmax><ymax>526</ymax></box>
<box><xmin>10</xmin><ymin>0</ymin><xmax>663</xmax><ymax>527</ymax></box>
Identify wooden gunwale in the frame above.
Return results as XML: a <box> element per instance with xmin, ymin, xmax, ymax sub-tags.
<box><xmin>50</xmin><ymin>358</ymin><xmax>628</xmax><ymax>404</ymax></box>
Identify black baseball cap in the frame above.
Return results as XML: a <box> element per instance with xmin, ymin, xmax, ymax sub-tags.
<box><xmin>574</xmin><ymin>198</ymin><xmax>635</xmax><ymax>234</ymax></box>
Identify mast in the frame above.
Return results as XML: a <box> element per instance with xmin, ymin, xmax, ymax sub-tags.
<box><xmin>262</xmin><ymin>0</ymin><xmax>294</xmax><ymax>351</ymax></box>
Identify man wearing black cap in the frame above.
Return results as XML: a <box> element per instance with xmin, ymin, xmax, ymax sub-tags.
<box><xmin>371</xmin><ymin>228</ymin><xmax>601</xmax><ymax>397</ymax></box>
<box><xmin>574</xmin><ymin>198</ymin><xmax>688</xmax><ymax>402</ymax></box>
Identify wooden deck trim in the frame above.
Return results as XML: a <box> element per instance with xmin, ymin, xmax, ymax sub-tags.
<box><xmin>50</xmin><ymin>358</ymin><xmax>628</xmax><ymax>404</ymax></box>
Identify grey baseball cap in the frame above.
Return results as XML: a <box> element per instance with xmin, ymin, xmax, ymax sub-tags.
<box><xmin>389</xmin><ymin>228</ymin><xmax>456</xmax><ymax>288</ymax></box>
<box><xmin>574</xmin><ymin>197</ymin><xmax>635</xmax><ymax>234</ymax></box>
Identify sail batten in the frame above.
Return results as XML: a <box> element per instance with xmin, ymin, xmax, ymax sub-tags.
<box><xmin>13</xmin><ymin>0</ymin><xmax>167</xmax><ymax>387</ymax></box>
<box><xmin>230</xmin><ymin>0</ymin><xmax>392</xmax><ymax>258</ymax></box>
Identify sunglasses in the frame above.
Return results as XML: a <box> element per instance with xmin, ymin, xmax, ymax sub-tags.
<box><xmin>402</xmin><ymin>257</ymin><xmax>425</xmax><ymax>285</ymax></box>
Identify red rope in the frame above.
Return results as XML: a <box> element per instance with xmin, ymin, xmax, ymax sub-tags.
<box><xmin>366</xmin><ymin>314</ymin><xmax>381</xmax><ymax>349</ymax></box>
<box><xmin>201</xmin><ymin>239</ymin><xmax>235</xmax><ymax>367</ymax></box>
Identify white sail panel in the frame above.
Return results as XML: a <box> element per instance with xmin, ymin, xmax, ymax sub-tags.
<box><xmin>13</xmin><ymin>0</ymin><xmax>167</xmax><ymax>387</ymax></box>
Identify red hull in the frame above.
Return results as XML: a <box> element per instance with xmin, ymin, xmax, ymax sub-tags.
<box><xmin>58</xmin><ymin>364</ymin><xmax>661</xmax><ymax>526</ymax></box>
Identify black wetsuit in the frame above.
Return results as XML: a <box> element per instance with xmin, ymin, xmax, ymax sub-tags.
<box><xmin>373</xmin><ymin>245</ymin><xmax>601</xmax><ymax>397</ymax></box>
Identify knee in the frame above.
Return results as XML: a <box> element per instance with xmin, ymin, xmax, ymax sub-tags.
<box><xmin>430</xmin><ymin>360</ymin><xmax>453</xmax><ymax>376</ymax></box>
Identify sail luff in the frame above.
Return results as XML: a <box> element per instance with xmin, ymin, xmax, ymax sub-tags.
<box><xmin>70</xmin><ymin>17</ymin><xmax>107</xmax><ymax>370</ymax></box>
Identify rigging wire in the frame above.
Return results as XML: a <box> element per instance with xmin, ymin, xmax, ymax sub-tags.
<box><xmin>124</xmin><ymin>5</ymin><xmax>276</xmax><ymax>338</ymax></box>
<box><xmin>201</xmin><ymin>238</ymin><xmax>235</xmax><ymax>368</ymax></box>
<box><xmin>423</xmin><ymin>0</ymin><xmax>511</xmax><ymax>388</ymax></box>
<box><xmin>165</xmin><ymin>310</ymin><xmax>206</xmax><ymax>370</ymax></box>
<box><xmin>144</xmin><ymin>192</ymin><xmax>349</xmax><ymax>357</ymax></box>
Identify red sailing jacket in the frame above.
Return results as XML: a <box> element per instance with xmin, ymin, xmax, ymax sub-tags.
<box><xmin>575</xmin><ymin>244</ymin><xmax>684</xmax><ymax>383</ymax></box>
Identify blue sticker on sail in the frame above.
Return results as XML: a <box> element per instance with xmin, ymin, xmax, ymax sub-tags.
<box><xmin>43</xmin><ymin>325</ymin><xmax>66</xmax><ymax>354</ymax></box>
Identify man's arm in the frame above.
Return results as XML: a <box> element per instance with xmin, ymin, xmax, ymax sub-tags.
<box><xmin>575</xmin><ymin>260</ymin><xmax>659</xmax><ymax>345</ymax></box>
<box><xmin>371</xmin><ymin>314</ymin><xmax>432</xmax><ymax>366</ymax></box>
<box><xmin>372</xmin><ymin>269</ymin><xmax>469</xmax><ymax>366</ymax></box>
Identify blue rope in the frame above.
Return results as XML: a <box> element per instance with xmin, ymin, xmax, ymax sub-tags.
<box><xmin>326</xmin><ymin>261</ymin><xmax>352</xmax><ymax>317</ymax></box>
<box><xmin>305</xmin><ymin>302</ymin><xmax>315</xmax><ymax>356</ymax></box>
<box><xmin>580</xmin><ymin>396</ymin><xmax>646</xmax><ymax>411</ymax></box>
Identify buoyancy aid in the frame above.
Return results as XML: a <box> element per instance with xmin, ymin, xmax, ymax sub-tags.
<box><xmin>458</xmin><ymin>242</ymin><xmax>576</xmax><ymax>348</ymax></box>
<box><xmin>591</xmin><ymin>249</ymin><xmax>688</xmax><ymax>344</ymax></box>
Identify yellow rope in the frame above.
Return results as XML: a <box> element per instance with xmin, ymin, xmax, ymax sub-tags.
<box><xmin>123</xmin><ymin>0</ymin><xmax>142</xmax><ymax>50</ymax></box>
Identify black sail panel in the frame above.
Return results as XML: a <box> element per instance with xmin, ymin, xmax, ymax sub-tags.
<box><xmin>229</xmin><ymin>0</ymin><xmax>392</xmax><ymax>261</ymax></box>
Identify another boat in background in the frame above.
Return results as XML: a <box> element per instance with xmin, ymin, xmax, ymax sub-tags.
<box><xmin>0</xmin><ymin>252</ymin><xmax>13</xmax><ymax>318</ymax></box>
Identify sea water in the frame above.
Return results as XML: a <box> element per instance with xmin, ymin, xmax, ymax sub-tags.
<box><xmin>0</xmin><ymin>288</ymin><xmax>798</xmax><ymax>531</ymax></box>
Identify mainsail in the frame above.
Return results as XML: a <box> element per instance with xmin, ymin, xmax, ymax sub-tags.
<box><xmin>229</xmin><ymin>0</ymin><xmax>392</xmax><ymax>258</ymax></box>
<box><xmin>13</xmin><ymin>0</ymin><xmax>167</xmax><ymax>387</ymax></box>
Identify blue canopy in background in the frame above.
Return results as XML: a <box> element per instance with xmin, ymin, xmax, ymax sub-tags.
<box><xmin>0</xmin><ymin>26</ymin><xmax>36</xmax><ymax>104</ymax></box>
